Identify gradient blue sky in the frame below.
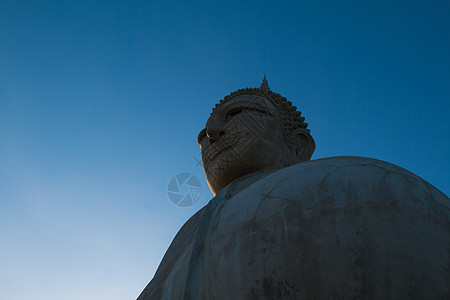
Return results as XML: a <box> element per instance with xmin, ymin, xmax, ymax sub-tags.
<box><xmin>1</xmin><ymin>0</ymin><xmax>449</xmax><ymax>299</ymax></box>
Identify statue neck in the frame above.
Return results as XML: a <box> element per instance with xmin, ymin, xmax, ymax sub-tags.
<box><xmin>215</xmin><ymin>168</ymin><xmax>278</xmax><ymax>199</ymax></box>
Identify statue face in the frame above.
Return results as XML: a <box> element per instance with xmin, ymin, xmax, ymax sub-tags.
<box><xmin>198</xmin><ymin>94</ymin><xmax>295</xmax><ymax>195</ymax></box>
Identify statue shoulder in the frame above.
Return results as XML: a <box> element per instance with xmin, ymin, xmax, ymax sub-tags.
<box><xmin>219</xmin><ymin>156</ymin><xmax>449</xmax><ymax>225</ymax></box>
<box><xmin>282</xmin><ymin>156</ymin><xmax>449</xmax><ymax>207</ymax></box>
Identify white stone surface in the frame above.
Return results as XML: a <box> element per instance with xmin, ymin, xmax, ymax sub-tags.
<box><xmin>138</xmin><ymin>156</ymin><xmax>450</xmax><ymax>299</ymax></box>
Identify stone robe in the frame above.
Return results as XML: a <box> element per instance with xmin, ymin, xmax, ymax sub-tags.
<box><xmin>138</xmin><ymin>156</ymin><xmax>450</xmax><ymax>299</ymax></box>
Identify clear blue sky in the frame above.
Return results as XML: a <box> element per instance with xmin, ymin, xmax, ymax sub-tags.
<box><xmin>1</xmin><ymin>0</ymin><xmax>449</xmax><ymax>299</ymax></box>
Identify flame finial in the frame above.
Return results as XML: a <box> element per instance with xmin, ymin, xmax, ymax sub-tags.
<box><xmin>260</xmin><ymin>75</ymin><xmax>270</xmax><ymax>91</ymax></box>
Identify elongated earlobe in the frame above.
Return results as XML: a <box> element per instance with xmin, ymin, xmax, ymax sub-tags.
<box><xmin>292</xmin><ymin>129</ymin><xmax>315</xmax><ymax>162</ymax></box>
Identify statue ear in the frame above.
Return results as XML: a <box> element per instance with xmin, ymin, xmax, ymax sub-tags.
<box><xmin>292</xmin><ymin>129</ymin><xmax>315</xmax><ymax>162</ymax></box>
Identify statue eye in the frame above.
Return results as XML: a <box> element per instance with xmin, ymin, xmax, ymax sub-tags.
<box><xmin>227</xmin><ymin>108</ymin><xmax>243</xmax><ymax>119</ymax></box>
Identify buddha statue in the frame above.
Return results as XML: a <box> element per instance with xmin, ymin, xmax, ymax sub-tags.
<box><xmin>138</xmin><ymin>78</ymin><xmax>449</xmax><ymax>299</ymax></box>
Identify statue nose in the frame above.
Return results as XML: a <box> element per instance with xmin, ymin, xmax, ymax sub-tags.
<box><xmin>206</xmin><ymin>120</ymin><xmax>226</xmax><ymax>144</ymax></box>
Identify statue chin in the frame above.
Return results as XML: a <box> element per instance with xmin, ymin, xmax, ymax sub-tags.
<box><xmin>204</xmin><ymin>164</ymin><xmax>255</xmax><ymax>196</ymax></box>
<box><xmin>204</xmin><ymin>152</ymin><xmax>287</xmax><ymax>195</ymax></box>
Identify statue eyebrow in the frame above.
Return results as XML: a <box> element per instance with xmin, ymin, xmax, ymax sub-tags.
<box><xmin>225</xmin><ymin>105</ymin><xmax>273</xmax><ymax>118</ymax></box>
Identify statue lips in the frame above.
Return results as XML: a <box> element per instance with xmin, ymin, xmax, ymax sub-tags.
<box><xmin>205</xmin><ymin>143</ymin><xmax>233</xmax><ymax>163</ymax></box>
<box><xmin>204</xmin><ymin>133</ymin><xmax>241</xmax><ymax>163</ymax></box>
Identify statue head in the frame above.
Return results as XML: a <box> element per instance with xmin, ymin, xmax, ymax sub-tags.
<box><xmin>198</xmin><ymin>77</ymin><xmax>315</xmax><ymax>195</ymax></box>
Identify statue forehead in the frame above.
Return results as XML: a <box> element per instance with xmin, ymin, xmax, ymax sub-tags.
<box><xmin>207</xmin><ymin>94</ymin><xmax>278</xmax><ymax>121</ymax></box>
